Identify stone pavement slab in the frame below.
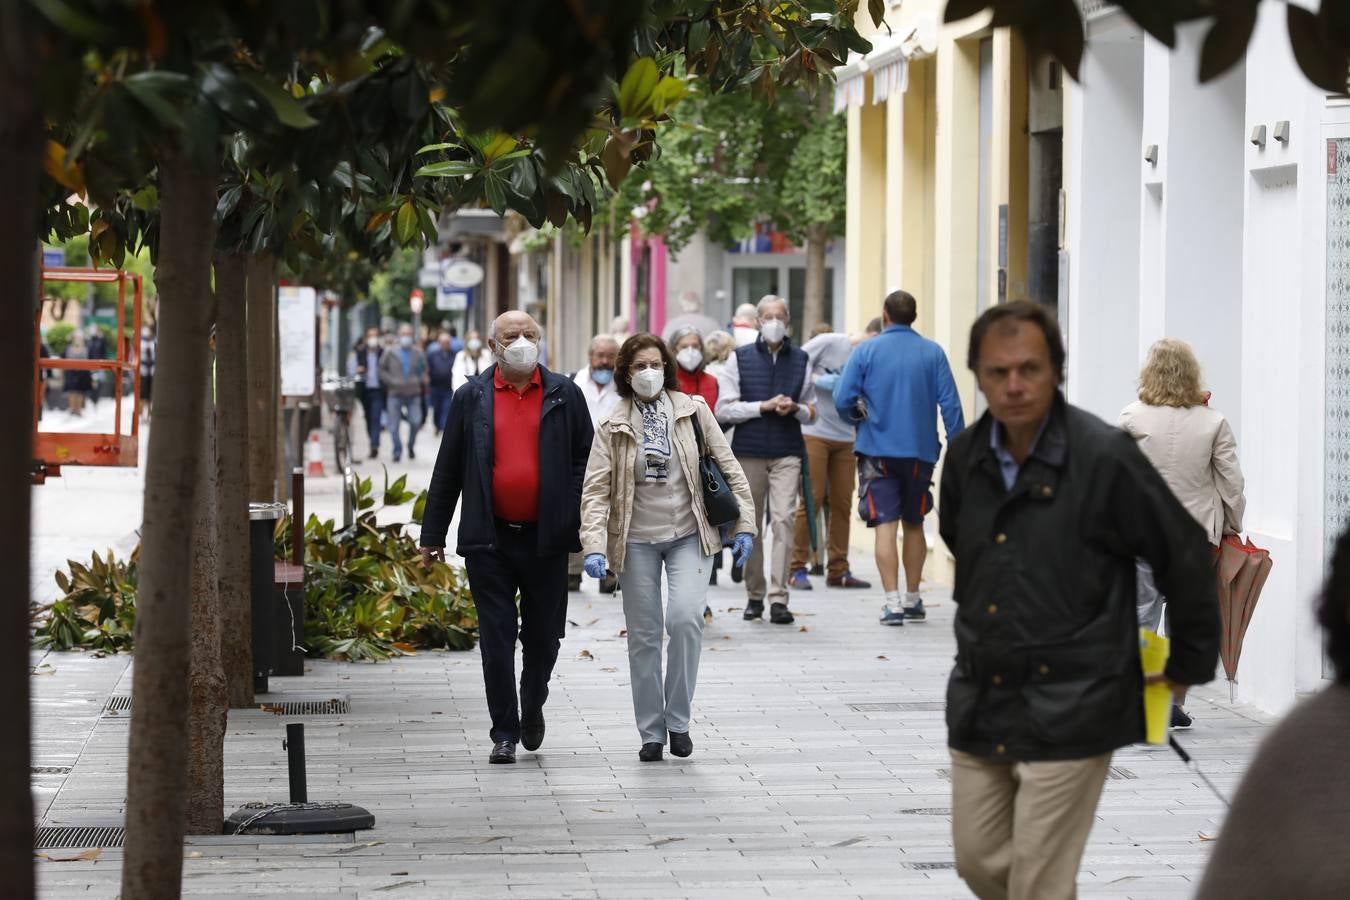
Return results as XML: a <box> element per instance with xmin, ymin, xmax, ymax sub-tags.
<box><xmin>30</xmin><ymin>440</ymin><xmax>1272</xmax><ymax>898</ymax></box>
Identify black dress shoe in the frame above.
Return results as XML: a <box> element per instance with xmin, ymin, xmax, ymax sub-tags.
<box><xmin>743</xmin><ymin>600</ymin><xmax>764</xmax><ymax>620</ymax></box>
<box><xmin>668</xmin><ymin>731</ymin><xmax>693</xmax><ymax>758</ymax></box>
<box><xmin>489</xmin><ymin>740</ymin><xmax>516</xmax><ymax>764</ymax></box>
<box><xmin>599</xmin><ymin>574</ymin><xmax>619</xmax><ymax>594</ymax></box>
<box><xmin>639</xmin><ymin>742</ymin><xmax>664</xmax><ymax>762</ymax></box>
<box><xmin>731</xmin><ymin>560</ymin><xmax>744</xmax><ymax>583</ymax></box>
<box><xmin>521</xmin><ymin>711</ymin><xmax>545</xmax><ymax>752</ymax></box>
<box><xmin>408</xmin><ymin>446</ymin><xmax>416</xmax><ymax>459</ymax></box>
<box><xmin>809</xmin><ymin>563</ymin><xmax>825</xmax><ymax>576</ymax></box>
<box><xmin>769</xmin><ymin>602</ymin><xmax>795</xmax><ymax>625</ymax></box>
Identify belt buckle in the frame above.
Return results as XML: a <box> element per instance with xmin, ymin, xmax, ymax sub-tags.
<box><xmin>506</xmin><ymin>521</ymin><xmax>523</xmax><ymax>531</ymax></box>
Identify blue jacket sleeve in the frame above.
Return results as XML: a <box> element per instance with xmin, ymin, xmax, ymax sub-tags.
<box><xmin>834</xmin><ymin>345</ymin><xmax>866</xmax><ymax>424</ymax></box>
<box><xmin>933</xmin><ymin>349</ymin><xmax>965</xmax><ymax>440</ymax></box>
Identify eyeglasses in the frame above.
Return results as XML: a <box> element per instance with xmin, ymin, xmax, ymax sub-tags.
<box><xmin>630</xmin><ymin>361</ymin><xmax>664</xmax><ymax>372</ymax></box>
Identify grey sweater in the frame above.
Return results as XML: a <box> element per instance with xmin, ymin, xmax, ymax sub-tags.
<box><xmin>1195</xmin><ymin>684</ymin><xmax>1350</xmax><ymax>898</ymax></box>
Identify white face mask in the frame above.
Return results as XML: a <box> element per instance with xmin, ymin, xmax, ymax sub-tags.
<box><xmin>676</xmin><ymin>346</ymin><xmax>704</xmax><ymax>372</ymax></box>
<box><xmin>760</xmin><ymin>319</ymin><xmax>787</xmax><ymax>344</ymax></box>
<box><xmin>497</xmin><ymin>335</ymin><xmax>539</xmax><ymax>372</ymax></box>
<box><xmin>366</xmin><ymin>337</ymin><xmax>380</xmax><ymax>349</ymax></box>
<box><xmin>632</xmin><ymin>368</ymin><xmax>665</xmax><ymax>400</ymax></box>
<box><xmin>467</xmin><ymin>338</ymin><xmax>482</xmax><ymax>353</ymax></box>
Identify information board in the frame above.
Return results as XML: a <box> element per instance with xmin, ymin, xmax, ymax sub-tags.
<box><xmin>278</xmin><ymin>286</ymin><xmax>317</xmax><ymax>397</ymax></box>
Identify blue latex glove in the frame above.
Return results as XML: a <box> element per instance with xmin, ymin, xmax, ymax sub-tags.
<box><xmin>815</xmin><ymin>372</ymin><xmax>840</xmax><ymax>393</ymax></box>
<box><xmin>584</xmin><ymin>553</ymin><xmax>608</xmax><ymax>579</ymax></box>
<box><xmin>732</xmin><ymin>533</ymin><xmax>754</xmax><ymax>567</ymax></box>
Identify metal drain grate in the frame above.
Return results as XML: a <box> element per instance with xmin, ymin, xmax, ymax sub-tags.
<box><xmin>34</xmin><ymin>826</ymin><xmax>125</xmax><ymax>849</ymax></box>
<box><xmin>1109</xmin><ymin>766</ymin><xmax>1136</xmax><ymax>780</ymax></box>
<box><xmin>908</xmin><ymin>861</ymin><xmax>956</xmax><ymax>870</ymax></box>
<box><xmin>31</xmin><ymin>766</ymin><xmax>72</xmax><ymax>775</ymax></box>
<box><xmin>848</xmin><ymin>701</ymin><xmax>946</xmax><ymax>712</ymax></box>
<box><xmin>899</xmin><ymin>808</ymin><xmax>951</xmax><ymax>816</ymax></box>
<box><xmin>105</xmin><ymin>696</ymin><xmax>350</xmax><ymax>716</ymax></box>
<box><xmin>257</xmin><ymin>698</ymin><xmax>350</xmax><ymax>715</ymax></box>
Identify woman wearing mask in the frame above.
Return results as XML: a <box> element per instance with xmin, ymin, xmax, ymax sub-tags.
<box><xmin>580</xmin><ymin>334</ymin><xmax>757</xmax><ymax>761</ymax></box>
<box><xmin>1119</xmin><ymin>339</ymin><xmax>1246</xmax><ymax>730</ymax></box>
<box><xmin>451</xmin><ymin>329</ymin><xmax>493</xmax><ymax>391</ymax></box>
<box><xmin>669</xmin><ymin>326</ymin><xmax>718</xmax><ymax>410</ymax></box>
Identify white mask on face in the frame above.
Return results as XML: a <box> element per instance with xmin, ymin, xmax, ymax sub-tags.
<box><xmin>676</xmin><ymin>346</ymin><xmax>704</xmax><ymax>372</ymax></box>
<box><xmin>632</xmin><ymin>368</ymin><xmax>665</xmax><ymax>400</ymax></box>
<box><xmin>498</xmin><ymin>335</ymin><xmax>539</xmax><ymax>372</ymax></box>
<box><xmin>467</xmin><ymin>338</ymin><xmax>482</xmax><ymax>353</ymax></box>
<box><xmin>760</xmin><ymin>319</ymin><xmax>787</xmax><ymax>344</ymax></box>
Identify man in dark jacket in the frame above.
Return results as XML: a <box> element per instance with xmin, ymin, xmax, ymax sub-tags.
<box><xmin>939</xmin><ymin>300</ymin><xmax>1219</xmax><ymax>900</ymax></box>
<box><xmin>418</xmin><ymin>311</ymin><xmax>594</xmax><ymax>765</ymax></box>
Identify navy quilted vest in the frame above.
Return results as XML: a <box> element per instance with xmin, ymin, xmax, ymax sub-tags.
<box><xmin>731</xmin><ymin>338</ymin><xmax>808</xmax><ymax>458</ymax></box>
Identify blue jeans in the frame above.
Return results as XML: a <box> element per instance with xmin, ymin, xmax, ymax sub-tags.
<box><xmin>385</xmin><ymin>393</ymin><xmax>424</xmax><ymax>457</ymax></box>
<box><xmin>618</xmin><ymin>533</ymin><xmax>713</xmax><ymax>744</ymax></box>
<box><xmin>360</xmin><ymin>386</ymin><xmax>385</xmax><ymax>452</ymax></box>
<box><xmin>430</xmin><ymin>385</ymin><xmax>454</xmax><ymax>432</ymax></box>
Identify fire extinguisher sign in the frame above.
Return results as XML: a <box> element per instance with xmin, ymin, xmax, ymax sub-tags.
<box><xmin>1330</xmin><ymin>139</ymin><xmax>1338</xmax><ymax>180</ymax></box>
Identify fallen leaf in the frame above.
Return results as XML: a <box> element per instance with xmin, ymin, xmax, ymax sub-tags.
<box><xmin>578</xmin><ymin>649</ymin><xmax>594</xmax><ymax>660</ymax></box>
<box><xmin>722</xmin><ymin>635</ymin><xmax>732</xmax><ymax>640</ymax></box>
<box><xmin>618</xmin><ymin>629</ymin><xmax>628</xmax><ymax>637</ymax></box>
<box><xmin>798</xmin><ymin>626</ymin><xmax>809</xmax><ymax>632</ymax></box>
<box><xmin>587</xmin><ymin>618</ymin><xmax>600</xmax><ymax>626</ymax></box>
<box><xmin>186</xmin><ymin>851</ymin><xmax>203</xmax><ymax>859</ymax></box>
<box><xmin>334</xmin><ymin>840</ymin><xmax>384</xmax><ymax>854</ymax></box>
<box><xmin>601</xmin><ymin>666</ymin><xmax>618</xmax><ymax>673</ymax></box>
<box><xmin>567</xmin><ymin>619</ymin><xmax>580</xmax><ymax>627</ymax></box>
<box><xmin>392</xmin><ymin>871</ymin><xmax>409</xmax><ymax>876</ymax></box>
<box><xmin>1198</xmin><ymin>832</ymin><xmax>1216</xmax><ymax>842</ymax></box>
<box><xmin>431</xmin><ymin>710</ymin><xmax>443</xmax><ymax>715</ymax></box>
<box><xmin>877</xmin><ymin>655</ymin><xmax>889</xmax><ymax>661</ymax></box>
<box><xmin>726</xmin><ymin>607</ymin><xmax>739</xmax><ymax>613</ymax></box>
<box><xmin>37</xmin><ymin>848</ymin><xmax>101</xmax><ymax>862</ymax></box>
<box><xmin>259</xmin><ymin>704</ymin><xmax>285</xmax><ymax>715</ymax></box>
<box><xmin>591</xmin><ymin>808</ymin><xmax>614</xmax><ymax>813</ymax></box>
<box><xmin>391</xmin><ymin>642</ymin><xmax>417</xmax><ymax>654</ymax></box>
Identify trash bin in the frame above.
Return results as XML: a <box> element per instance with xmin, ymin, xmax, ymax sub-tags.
<box><xmin>249</xmin><ymin>501</ymin><xmax>287</xmax><ymax>694</ymax></box>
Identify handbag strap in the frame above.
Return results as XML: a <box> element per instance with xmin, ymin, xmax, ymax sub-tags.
<box><xmin>690</xmin><ymin>408</ymin><xmax>709</xmax><ymax>460</ymax></box>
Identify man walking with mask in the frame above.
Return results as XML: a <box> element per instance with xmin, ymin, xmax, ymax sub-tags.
<box><xmin>419</xmin><ymin>311</ymin><xmax>594</xmax><ymax>765</ymax></box>
<box><xmin>940</xmin><ymin>300</ymin><xmax>1218</xmax><ymax>899</ymax></box>
<box><xmin>569</xmin><ymin>333</ymin><xmax>621</xmax><ymax>592</ymax></box>
<box><xmin>379</xmin><ymin>323</ymin><xmax>429</xmax><ymax>461</ymax></box>
<box><xmin>715</xmin><ymin>295</ymin><xmax>816</xmax><ymax>625</ymax></box>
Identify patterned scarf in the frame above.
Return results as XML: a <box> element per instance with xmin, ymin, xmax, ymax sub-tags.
<box><xmin>635</xmin><ymin>394</ymin><xmax>673</xmax><ymax>483</ymax></box>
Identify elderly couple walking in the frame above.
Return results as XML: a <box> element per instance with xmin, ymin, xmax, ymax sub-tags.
<box><xmin>418</xmin><ymin>312</ymin><xmax>755</xmax><ymax>764</ymax></box>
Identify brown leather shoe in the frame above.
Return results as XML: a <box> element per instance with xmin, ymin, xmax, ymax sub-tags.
<box><xmin>827</xmin><ymin>572</ymin><xmax>872</xmax><ymax>589</ymax></box>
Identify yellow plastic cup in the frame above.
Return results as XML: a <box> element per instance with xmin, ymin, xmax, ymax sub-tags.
<box><xmin>1139</xmin><ymin>628</ymin><xmax>1171</xmax><ymax>745</ymax></box>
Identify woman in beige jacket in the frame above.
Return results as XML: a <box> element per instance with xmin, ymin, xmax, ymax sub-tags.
<box><xmin>580</xmin><ymin>333</ymin><xmax>757</xmax><ymax>762</ymax></box>
<box><xmin>1119</xmin><ymin>338</ymin><xmax>1246</xmax><ymax>728</ymax></box>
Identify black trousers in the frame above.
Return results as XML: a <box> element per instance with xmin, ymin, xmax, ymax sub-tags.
<box><xmin>463</xmin><ymin>522</ymin><xmax>569</xmax><ymax>743</ymax></box>
<box><xmin>359</xmin><ymin>385</ymin><xmax>385</xmax><ymax>451</ymax></box>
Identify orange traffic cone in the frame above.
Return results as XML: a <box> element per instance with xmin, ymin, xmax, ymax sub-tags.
<box><xmin>305</xmin><ymin>430</ymin><xmax>326</xmax><ymax>477</ymax></box>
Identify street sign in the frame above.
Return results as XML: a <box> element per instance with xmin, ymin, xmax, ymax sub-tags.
<box><xmin>279</xmin><ymin>286</ymin><xmax>318</xmax><ymax>397</ymax></box>
<box><xmin>436</xmin><ymin>285</ymin><xmax>469</xmax><ymax>311</ymax></box>
<box><xmin>42</xmin><ymin>248</ymin><xmax>64</xmax><ymax>267</ymax></box>
<box><xmin>418</xmin><ymin>265</ymin><xmax>441</xmax><ymax>288</ymax></box>
<box><xmin>409</xmin><ymin>288</ymin><xmax>424</xmax><ymax>314</ymax></box>
<box><xmin>441</xmin><ymin>258</ymin><xmax>484</xmax><ymax>289</ymax></box>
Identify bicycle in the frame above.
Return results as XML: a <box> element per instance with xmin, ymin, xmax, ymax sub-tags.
<box><xmin>321</xmin><ymin>375</ymin><xmax>357</xmax><ymax>474</ymax></box>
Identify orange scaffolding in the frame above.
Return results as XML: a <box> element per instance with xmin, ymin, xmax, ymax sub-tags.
<box><xmin>33</xmin><ymin>267</ymin><xmax>143</xmax><ymax>483</ymax></box>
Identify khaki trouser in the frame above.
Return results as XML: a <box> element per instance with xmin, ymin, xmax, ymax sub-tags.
<box><xmin>738</xmin><ymin>456</ymin><xmax>802</xmax><ymax>605</ymax></box>
<box><xmin>790</xmin><ymin>435</ymin><xmax>856</xmax><ymax>578</ymax></box>
<box><xmin>950</xmin><ymin>748</ymin><xmax>1111</xmax><ymax>900</ymax></box>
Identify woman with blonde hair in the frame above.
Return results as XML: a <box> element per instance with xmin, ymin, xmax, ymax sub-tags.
<box><xmin>1119</xmin><ymin>338</ymin><xmax>1246</xmax><ymax>729</ymax></box>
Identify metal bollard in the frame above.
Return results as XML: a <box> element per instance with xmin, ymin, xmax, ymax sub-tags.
<box><xmin>284</xmin><ymin>723</ymin><xmax>308</xmax><ymax>804</ymax></box>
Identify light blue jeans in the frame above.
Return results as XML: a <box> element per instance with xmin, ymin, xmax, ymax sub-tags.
<box><xmin>385</xmin><ymin>393</ymin><xmax>424</xmax><ymax>457</ymax></box>
<box><xmin>619</xmin><ymin>532</ymin><xmax>713</xmax><ymax>744</ymax></box>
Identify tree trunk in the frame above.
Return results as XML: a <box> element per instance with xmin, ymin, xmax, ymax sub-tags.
<box><xmin>246</xmin><ymin>252</ymin><xmax>277</xmax><ymax>502</ymax></box>
<box><xmin>802</xmin><ymin>223</ymin><xmax>828</xmax><ymax>335</ymax></box>
<box><xmin>214</xmin><ymin>251</ymin><xmax>252</xmax><ymax>707</ymax></box>
<box><xmin>186</xmin><ymin>344</ymin><xmax>227</xmax><ymax>834</ymax></box>
<box><xmin>0</xmin><ymin>29</ymin><xmax>40</xmax><ymax>898</ymax></box>
<box><xmin>121</xmin><ymin>148</ymin><xmax>218</xmax><ymax>899</ymax></box>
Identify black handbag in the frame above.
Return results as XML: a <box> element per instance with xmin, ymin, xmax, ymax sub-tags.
<box><xmin>690</xmin><ymin>412</ymin><xmax>740</xmax><ymax>527</ymax></box>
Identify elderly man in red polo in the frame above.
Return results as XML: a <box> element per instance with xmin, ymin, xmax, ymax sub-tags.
<box><xmin>419</xmin><ymin>311</ymin><xmax>595</xmax><ymax>765</ymax></box>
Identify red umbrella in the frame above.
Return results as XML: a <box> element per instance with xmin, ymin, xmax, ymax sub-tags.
<box><xmin>1215</xmin><ymin>535</ymin><xmax>1273</xmax><ymax>701</ymax></box>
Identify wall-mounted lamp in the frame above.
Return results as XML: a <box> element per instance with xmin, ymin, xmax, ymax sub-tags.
<box><xmin>1274</xmin><ymin>120</ymin><xmax>1291</xmax><ymax>144</ymax></box>
<box><xmin>1144</xmin><ymin>144</ymin><xmax>1158</xmax><ymax>166</ymax></box>
<box><xmin>1250</xmin><ymin>124</ymin><xmax>1267</xmax><ymax>149</ymax></box>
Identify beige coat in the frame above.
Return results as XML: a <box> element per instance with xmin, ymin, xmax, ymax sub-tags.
<box><xmin>580</xmin><ymin>390</ymin><xmax>757</xmax><ymax>573</ymax></box>
<box><xmin>1118</xmin><ymin>400</ymin><xmax>1246</xmax><ymax>544</ymax></box>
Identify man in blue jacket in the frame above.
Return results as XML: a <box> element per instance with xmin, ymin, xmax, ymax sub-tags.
<box><xmin>834</xmin><ymin>290</ymin><xmax>964</xmax><ymax>626</ymax></box>
<box><xmin>418</xmin><ymin>311</ymin><xmax>594</xmax><ymax>765</ymax></box>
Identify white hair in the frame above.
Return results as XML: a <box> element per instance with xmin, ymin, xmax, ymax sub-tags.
<box><xmin>756</xmin><ymin>294</ymin><xmax>788</xmax><ymax>319</ymax></box>
<box><xmin>589</xmin><ymin>333</ymin><xmax>619</xmax><ymax>353</ymax></box>
<box><xmin>733</xmin><ymin>303</ymin><xmax>758</xmax><ymax>325</ymax></box>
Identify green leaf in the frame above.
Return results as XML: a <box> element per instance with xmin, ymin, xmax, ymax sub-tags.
<box><xmin>122</xmin><ymin>71</ymin><xmax>191</xmax><ymax>127</ymax></box>
<box><xmin>618</xmin><ymin>58</ymin><xmax>661</xmax><ymax>119</ymax></box>
<box><xmin>239</xmin><ymin>71</ymin><xmax>319</xmax><ymax>129</ymax></box>
<box><xmin>395</xmin><ymin>200</ymin><xmax>419</xmax><ymax>245</ymax></box>
<box><xmin>868</xmin><ymin>0</ymin><xmax>886</xmax><ymax>27</ymax></box>
<box><xmin>416</xmin><ymin>160</ymin><xmax>479</xmax><ymax>178</ymax></box>
<box><xmin>944</xmin><ymin>0</ymin><xmax>989</xmax><ymax>24</ymax></box>
<box><xmin>216</xmin><ymin>185</ymin><xmax>244</xmax><ymax>221</ymax></box>
<box><xmin>483</xmin><ymin>175</ymin><xmax>507</xmax><ymax>214</ymax></box>
<box><xmin>417</xmin><ymin>142</ymin><xmax>460</xmax><ymax>154</ymax></box>
<box><xmin>1286</xmin><ymin>6</ymin><xmax>1348</xmax><ymax>95</ymax></box>
<box><xmin>31</xmin><ymin>0</ymin><xmax>119</xmax><ymax>42</ymax></box>
<box><xmin>1199</xmin><ymin>4</ymin><xmax>1258</xmax><ymax>83</ymax></box>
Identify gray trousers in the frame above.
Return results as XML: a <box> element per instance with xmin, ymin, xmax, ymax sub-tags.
<box><xmin>1136</xmin><ymin>560</ymin><xmax>1165</xmax><ymax>634</ymax></box>
<box><xmin>619</xmin><ymin>533</ymin><xmax>712</xmax><ymax>744</ymax></box>
<box><xmin>739</xmin><ymin>455</ymin><xmax>802</xmax><ymax>605</ymax></box>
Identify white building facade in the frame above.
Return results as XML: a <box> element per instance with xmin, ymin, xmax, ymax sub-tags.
<box><xmin>1064</xmin><ymin>3</ymin><xmax>1339</xmax><ymax>714</ymax></box>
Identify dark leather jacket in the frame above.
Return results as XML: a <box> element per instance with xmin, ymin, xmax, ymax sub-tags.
<box><xmin>938</xmin><ymin>394</ymin><xmax>1220</xmax><ymax>761</ymax></box>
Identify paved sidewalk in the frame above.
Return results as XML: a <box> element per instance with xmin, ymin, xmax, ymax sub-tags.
<box><xmin>30</xmin><ymin>425</ymin><xmax>1273</xmax><ymax>898</ymax></box>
